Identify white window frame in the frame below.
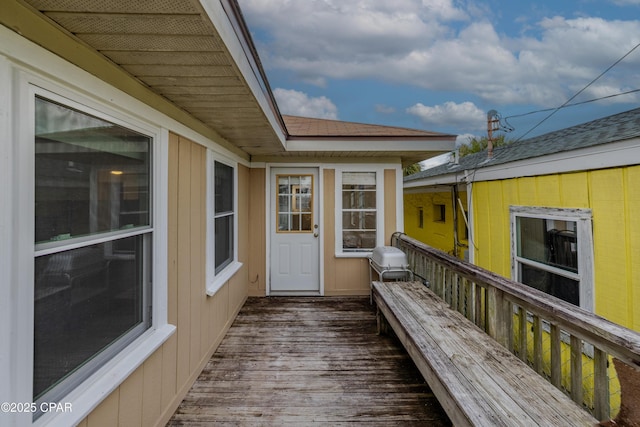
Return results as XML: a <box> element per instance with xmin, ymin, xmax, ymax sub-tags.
<box><xmin>9</xmin><ymin>71</ymin><xmax>173</xmax><ymax>427</ymax></box>
<box><xmin>335</xmin><ymin>166</ymin><xmax>385</xmax><ymax>257</ymax></box>
<box><xmin>510</xmin><ymin>206</ymin><xmax>594</xmax><ymax>311</ymax></box>
<box><xmin>206</xmin><ymin>150</ymin><xmax>242</xmax><ymax>296</ymax></box>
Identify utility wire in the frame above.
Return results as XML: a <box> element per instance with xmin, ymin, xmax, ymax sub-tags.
<box><xmin>505</xmin><ymin>88</ymin><xmax>640</xmax><ymax>121</ymax></box>
<box><xmin>513</xmin><ymin>41</ymin><xmax>640</xmax><ymax>142</ymax></box>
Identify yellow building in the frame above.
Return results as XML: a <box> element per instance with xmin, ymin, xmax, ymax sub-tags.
<box><xmin>404</xmin><ymin>186</ymin><xmax>469</xmax><ymax>259</ymax></box>
<box><xmin>404</xmin><ymin>109</ymin><xmax>640</xmax><ymax>332</ymax></box>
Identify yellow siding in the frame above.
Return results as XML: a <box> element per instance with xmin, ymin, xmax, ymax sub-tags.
<box><xmin>248</xmin><ymin>168</ymin><xmax>266</xmax><ymax>296</ymax></box>
<box><xmin>471</xmin><ymin>166</ymin><xmax>640</xmax><ymax>331</ymax></box>
<box><xmin>404</xmin><ymin>190</ymin><xmax>469</xmax><ymax>259</ymax></box>
<box><xmin>82</xmin><ymin>133</ymin><xmax>249</xmax><ymax>426</ymax></box>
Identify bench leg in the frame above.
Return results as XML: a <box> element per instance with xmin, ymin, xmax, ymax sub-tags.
<box><xmin>598</xmin><ymin>358</ymin><xmax>640</xmax><ymax>427</ymax></box>
<box><xmin>376</xmin><ymin>306</ymin><xmax>390</xmax><ymax>335</ymax></box>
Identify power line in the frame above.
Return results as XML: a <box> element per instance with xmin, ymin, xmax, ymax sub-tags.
<box><xmin>504</xmin><ymin>88</ymin><xmax>640</xmax><ymax>121</ymax></box>
<box><xmin>512</xmin><ymin>41</ymin><xmax>640</xmax><ymax>142</ymax></box>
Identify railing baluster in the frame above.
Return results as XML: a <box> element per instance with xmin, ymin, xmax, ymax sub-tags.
<box><xmin>533</xmin><ymin>315</ymin><xmax>543</xmax><ymax>374</ymax></box>
<box><xmin>518</xmin><ymin>306</ymin><xmax>528</xmax><ymax>363</ymax></box>
<box><xmin>593</xmin><ymin>348</ymin><xmax>610</xmax><ymax>420</ymax></box>
<box><xmin>571</xmin><ymin>335</ymin><xmax>583</xmax><ymax>406</ymax></box>
<box><xmin>550</xmin><ymin>323</ymin><xmax>561</xmax><ymax>388</ymax></box>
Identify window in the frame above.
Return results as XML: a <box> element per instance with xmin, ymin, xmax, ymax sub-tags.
<box><xmin>340</xmin><ymin>171</ymin><xmax>380</xmax><ymax>253</ymax></box>
<box><xmin>418</xmin><ymin>207</ymin><xmax>424</xmax><ymax>229</ymax></box>
<box><xmin>433</xmin><ymin>204</ymin><xmax>446</xmax><ymax>222</ymax></box>
<box><xmin>214</xmin><ymin>161</ymin><xmax>234</xmax><ymax>273</ymax></box>
<box><xmin>34</xmin><ymin>96</ymin><xmax>152</xmax><ymax>416</ymax></box>
<box><xmin>206</xmin><ymin>154</ymin><xmax>240</xmax><ymax>295</ymax></box>
<box><xmin>511</xmin><ymin>206</ymin><xmax>594</xmax><ymax>310</ymax></box>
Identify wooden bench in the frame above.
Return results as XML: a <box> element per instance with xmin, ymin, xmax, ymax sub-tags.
<box><xmin>372</xmin><ymin>281</ymin><xmax>599</xmax><ymax>427</ymax></box>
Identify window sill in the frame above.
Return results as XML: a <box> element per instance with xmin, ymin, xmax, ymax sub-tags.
<box><xmin>206</xmin><ymin>261</ymin><xmax>243</xmax><ymax>296</ymax></box>
<box><xmin>35</xmin><ymin>324</ymin><xmax>176</xmax><ymax>427</ymax></box>
<box><xmin>335</xmin><ymin>252</ymin><xmax>373</xmax><ymax>259</ymax></box>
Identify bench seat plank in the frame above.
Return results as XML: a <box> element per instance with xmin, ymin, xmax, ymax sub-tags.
<box><xmin>372</xmin><ymin>281</ymin><xmax>598</xmax><ymax>427</ymax></box>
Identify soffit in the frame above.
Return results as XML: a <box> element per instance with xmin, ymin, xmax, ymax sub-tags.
<box><xmin>20</xmin><ymin>0</ymin><xmax>285</xmax><ymax>156</ymax></box>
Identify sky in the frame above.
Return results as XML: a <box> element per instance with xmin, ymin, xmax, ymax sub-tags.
<box><xmin>237</xmin><ymin>0</ymin><xmax>640</xmax><ymax>163</ymax></box>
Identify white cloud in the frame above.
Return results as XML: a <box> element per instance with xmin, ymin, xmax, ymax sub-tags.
<box><xmin>273</xmin><ymin>88</ymin><xmax>339</xmax><ymax>119</ymax></box>
<box><xmin>407</xmin><ymin>101</ymin><xmax>486</xmax><ymax>131</ymax></box>
<box><xmin>241</xmin><ymin>0</ymin><xmax>640</xmax><ymax>108</ymax></box>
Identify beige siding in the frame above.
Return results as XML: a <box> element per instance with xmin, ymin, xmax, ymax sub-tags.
<box><xmin>323</xmin><ymin>168</ymin><xmax>398</xmax><ymax>296</ymax></box>
<box><xmin>384</xmin><ymin>169</ymin><xmax>397</xmax><ymax>245</ymax></box>
<box><xmin>81</xmin><ymin>133</ymin><xmax>249</xmax><ymax>426</ymax></box>
<box><xmin>248</xmin><ymin>168</ymin><xmax>267</xmax><ymax>296</ymax></box>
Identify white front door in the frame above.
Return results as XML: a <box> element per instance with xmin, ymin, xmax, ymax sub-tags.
<box><xmin>270</xmin><ymin>167</ymin><xmax>320</xmax><ymax>294</ymax></box>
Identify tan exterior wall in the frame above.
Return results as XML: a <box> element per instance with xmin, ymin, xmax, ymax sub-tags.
<box><xmin>248</xmin><ymin>168</ymin><xmax>267</xmax><ymax>296</ymax></box>
<box><xmin>77</xmin><ymin>133</ymin><xmax>249</xmax><ymax>426</ymax></box>
<box><xmin>323</xmin><ymin>168</ymin><xmax>398</xmax><ymax>296</ymax></box>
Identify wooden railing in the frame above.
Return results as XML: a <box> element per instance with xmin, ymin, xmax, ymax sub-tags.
<box><xmin>392</xmin><ymin>232</ymin><xmax>640</xmax><ymax>421</ymax></box>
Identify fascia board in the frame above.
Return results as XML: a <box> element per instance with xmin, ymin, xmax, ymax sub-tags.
<box><xmin>285</xmin><ymin>137</ymin><xmax>455</xmax><ymax>152</ymax></box>
<box><xmin>469</xmin><ymin>137</ymin><xmax>640</xmax><ymax>182</ymax></box>
<box><xmin>404</xmin><ymin>137</ymin><xmax>640</xmax><ymax>188</ymax></box>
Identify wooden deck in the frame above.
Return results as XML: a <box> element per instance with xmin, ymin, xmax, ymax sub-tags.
<box><xmin>167</xmin><ymin>297</ymin><xmax>451</xmax><ymax>426</ymax></box>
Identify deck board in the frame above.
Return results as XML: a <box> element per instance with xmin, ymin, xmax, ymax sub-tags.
<box><xmin>167</xmin><ymin>297</ymin><xmax>451</xmax><ymax>426</ymax></box>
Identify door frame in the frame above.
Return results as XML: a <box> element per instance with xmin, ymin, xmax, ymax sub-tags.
<box><xmin>266</xmin><ymin>164</ymin><xmax>324</xmax><ymax>296</ymax></box>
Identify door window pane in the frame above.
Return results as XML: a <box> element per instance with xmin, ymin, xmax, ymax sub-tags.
<box><xmin>276</xmin><ymin>175</ymin><xmax>313</xmax><ymax>232</ymax></box>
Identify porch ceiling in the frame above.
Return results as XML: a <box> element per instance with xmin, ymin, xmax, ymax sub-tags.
<box><xmin>18</xmin><ymin>0</ymin><xmax>286</xmax><ymax>156</ymax></box>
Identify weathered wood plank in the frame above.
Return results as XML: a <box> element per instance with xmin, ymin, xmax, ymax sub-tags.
<box><xmin>373</xmin><ymin>281</ymin><xmax>598</xmax><ymax>427</ymax></box>
<box><xmin>167</xmin><ymin>297</ymin><xmax>450</xmax><ymax>426</ymax></box>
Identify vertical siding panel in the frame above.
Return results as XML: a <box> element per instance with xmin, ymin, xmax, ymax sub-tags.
<box><xmin>248</xmin><ymin>168</ymin><xmax>266</xmax><ymax>296</ymax></box>
<box><xmin>167</xmin><ymin>133</ymin><xmax>179</xmax><ymax>326</ymax></box>
<box><xmin>487</xmin><ymin>181</ymin><xmax>507</xmax><ymax>276</ymax></box>
<box><xmin>590</xmin><ymin>169</ymin><xmax>627</xmax><ymax>324</ymax></box>
<box><xmin>189</xmin><ymin>144</ymin><xmax>204</xmax><ymax>371</ymax></box>
<box><xmin>323</xmin><ymin>169</ymin><xmax>336</xmax><ymax>294</ymax></box>
<box><xmin>537</xmin><ymin>175</ymin><xmax>561</xmax><ymax>206</ymax></box>
<box><xmin>231</xmin><ymin>164</ymin><xmax>250</xmax><ymax>306</ymax></box>
<box><xmin>117</xmin><ymin>366</ymin><xmax>143</xmax><ymax>426</ymax></box>
<box><xmin>86</xmin><ymin>390</ymin><xmax>119</xmax><ymax>427</ymax></box>
<box><xmin>176</xmin><ymin>137</ymin><xmax>192</xmax><ymax>390</ymax></box>
<box><xmin>626</xmin><ymin>166</ymin><xmax>640</xmax><ymax>330</ymax></box>
<box><xmin>560</xmin><ymin>172</ymin><xmax>589</xmax><ymax>208</ymax></box>
<box><xmin>472</xmin><ymin>182</ymin><xmax>491</xmax><ymax>268</ymax></box>
<box><xmin>142</xmin><ymin>349</ymin><xmax>163</xmax><ymax>426</ymax></box>
<box><xmin>518</xmin><ymin>177</ymin><xmax>538</xmax><ymax>206</ymax></box>
<box><xmin>384</xmin><ymin>169</ymin><xmax>396</xmax><ymax>244</ymax></box>
<box><xmin>162</xmin><ymin>133</ymin><xmax>180</xmax><ymax>408</ymax></box>
<box><xmin>160</xmin><ymin>334</ymin><xmax>178</xmax><ymax>411</ymax></box>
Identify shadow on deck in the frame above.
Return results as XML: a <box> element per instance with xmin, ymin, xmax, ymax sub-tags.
<box><xmin>167</xmin><ymin>297</ymin><xmax>451</xmax><ymax>426</ymax></box>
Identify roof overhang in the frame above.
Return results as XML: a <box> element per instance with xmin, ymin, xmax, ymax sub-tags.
<box><xmin>3</xmin><ymin>0</ymin><xmax>457</xmax><ymax>164</ymax></box>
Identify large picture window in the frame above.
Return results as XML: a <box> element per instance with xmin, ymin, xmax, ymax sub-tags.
<box><xmin>34</xmin><ymin>96</ymin><xmax>152</xmax><ymax>414</ymax></box>
<box><xmin>510</xmin><ymin>206</ymin><xmax>594</xmax><ymax>311</ymax></box>
<box><xmin>341</xmin><ymin>171</ymin><xmax>378</xmax><ymax>252</ymax></box>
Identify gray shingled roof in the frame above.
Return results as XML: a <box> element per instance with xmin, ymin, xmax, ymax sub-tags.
<box><xmin>405</xmin><ymin>107</ymin><xmax>640</xmax><ymax>183</ymax></box>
